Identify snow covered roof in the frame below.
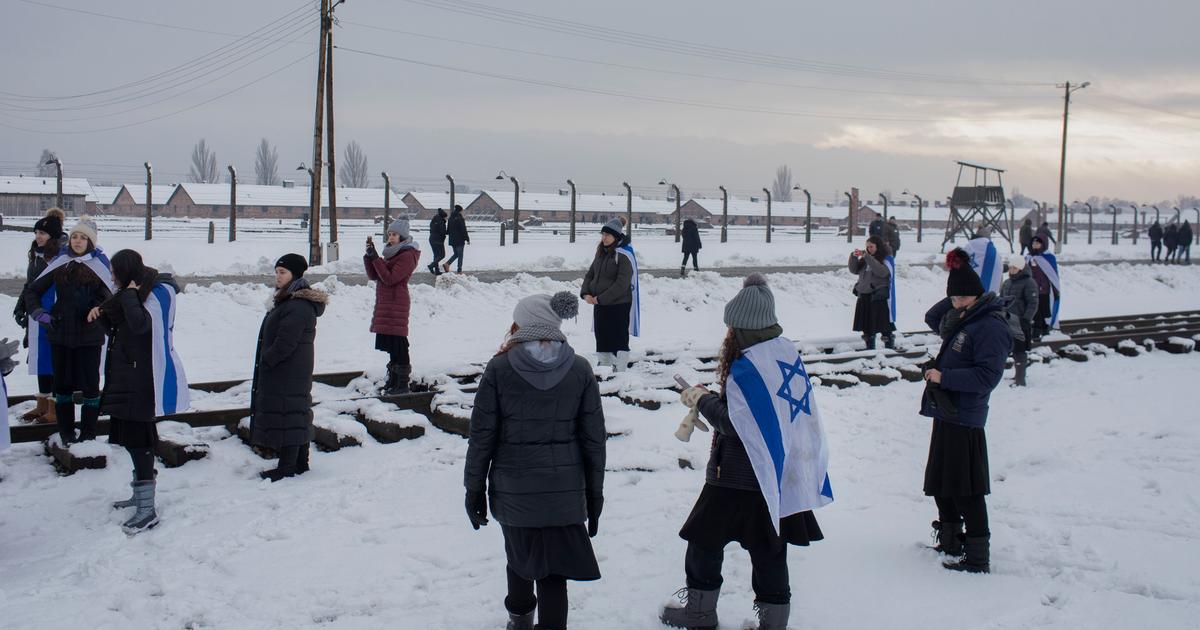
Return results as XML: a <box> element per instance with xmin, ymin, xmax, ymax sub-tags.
<box><xmin>91</xmin><ymin>186</ymin><xmax>122</xmax><ymax>206</ymax></box>
<box><xmin>0</xmin><ymin>175</ymin><xmax>98</xmax><ymax>202</ymax></box>
<box><xmin>170</xmin><ymin>183</ymin><xmax>403</xmax><ymax>209</ymax></box>
<box><xmin>405</xmin><ymin>191</ymin><xmax>480</xmax><ymax>211</ymax></box>
<box><xmin>480</xmin><ymin>190</ymin><xmax>679</xmax><ymax>216</ymax></box>
<box><xmin>118</xmin><ymin>184</ymin><xmax>178</xmax><ymax>206</ymax></box>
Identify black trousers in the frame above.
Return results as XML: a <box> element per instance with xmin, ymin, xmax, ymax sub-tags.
<box><xmin>505</xmin><ymin>566</ymin><xmax>567</xmax><ymax>630</ymax></box>
<box><xmin>1151</xmin><ymin>241</ymin><xmax>1162</xmax><ymax>261</ymax></box>
<box><xmin>1019</xmin><ymin>244</ymin><xmax>1030</xmax><ymax>256</ymax></box>
<box><xmin>429</xmin><ymin>242</ymin><xmax>446</xmax><ymax>266</ymax></box>
<box><xmin>51</xmin><ymin>344</ymin><xmax>101</xmax><ymax>398</ymax></box>
<box><xmin>684</xmin><ymin>542</ymin><xmax>790</xmax><ymax>605</ymax></box>
<box><xmin>37</xmin><ymin>374</ymin><xmax>53</xmax><ymax>395</ymax></box>
<box><xmin>934</xmin><ymin>495</ymin><xmax>990</xmax><ymax>538</ymax></box>
<box><xmin>127</xmin><ymin>446</ymin><xmax>155</xmax><ymax>481</ymax></box>
<box><xmin>681</xmin><ymin>252</ymin><xmax>699</xmax><ymax>270</ymax></box>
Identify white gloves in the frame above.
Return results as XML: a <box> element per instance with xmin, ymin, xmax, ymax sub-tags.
<box><xmin>674</xmin><ymin>386</ymin><xmax>712</xmax><ymax>442</ymax></box>
<box><xmin>680</xmin><ymin>386</ymin><xmax>709</xmax><ymax>409</ymax></box>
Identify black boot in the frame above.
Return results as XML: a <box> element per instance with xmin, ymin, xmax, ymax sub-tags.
<box><xmin>260</xmin><ymin>446</ymin><xmax>300</xmax><ymax>482</ymax></box>
<box><xmin>506</xmin><ymin>611</ymin><xmax>534</xmax><ymax>630</ymax></box>
<box><xmin>862</xmin><ymin>334</ymin><xmax>876</xmax><ymax>350</ymax></box>
<box><xmin>1013</xmin><ymin>354</ymin><xmax>1027</xmax><ymax>387</ymax></box>
<box><xmin>752</xmin><ymin>601</ymin><xmax>790</xmax><ymax>630</ymax></box>
<box><xmin>55</xmin><ymin>399</ymin><xmax>76</xmax><ymax>444</ymax></box>
<box><xmin>931</xmin><ymin>520</ymin><xmax>965</xmax><ymax>557</ymax></box>
<box><xmin>296</xmin><ymin>444</ymin><xmax>311</xmax><ymax>474</ymax></box>
<box><xmin>660</xmin><ymin>588</ymin><xmax>719</xmax><ymax>629</ymax></box>
<box><xmin>883</xmin><ymin>334</ymin><xmax>896</xmax><ymax>350</ymax></box>
<box><xmin>944</xmin><ymin>534</ymin><xmax>990</xmax><ymax>573</ymax></box>
<box><xmin>385</xmin><ymin>364</ymin><xmax>412</xmax><ymax>396</ymax></box>
<box><xmin>79</xmin><ymin>400</ymin><xmax>100</xmax><ymax>442</ymax></box>
<box><xmin>381</xmin><ymin>362</ymin><xmax>398</xmax><ymax>394</ymax></box>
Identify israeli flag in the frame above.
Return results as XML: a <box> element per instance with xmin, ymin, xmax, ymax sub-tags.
<box><xmin>726</xmin><ymin>336</ymin><xmax>834</xmax><ymax>533</ymax></box>
<box><xmin>963</xmin><ymin>237</ymin><xmax>1002</xmax><ymax>294</ymax></box>
<box><xmin>1028</xmin><ymin>253</ymin><xmax>1062</xmax><ymax>327</ymax></box>
<box><xmin>884</xmin><ymin>255</ymin><xmax>897</xmax><ymax>323</ymax></box>
<box><xmin>146</xmin><ymin>283</ymin><xmax>190</xmax><ymax>415</ymax></box>
<box><xmin>27</xmin><ymin>249</ymin><xmax>115</xmax><ymax>376</ymax></box>
<box><xmin>1</xmin><ymin>373</ymin><xmax>10</xmax><ymax>452</ymax></box>
<box><xmin>617</xmin><ymin>244</ymin><xmax>641</xmax><ymax>337</ymax></box>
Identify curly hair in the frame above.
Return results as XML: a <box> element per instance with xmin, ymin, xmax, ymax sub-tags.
<box><xmin>714</xmin><ymin>328</ymin><xmax>741</xmax><ymax>397</ymax></box>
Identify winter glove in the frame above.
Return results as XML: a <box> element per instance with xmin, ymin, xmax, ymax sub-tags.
<box><xmin>12</xmin><ymin>302</ymin><xmax>26</xmax><ymax>329</ymax></box>
<box><xmin>586</xmin><ymin>495</ymin><xmax>603</xmax><ymax>538</ymax></box>
<box><xmin>674</xmin><ymin>406</ymin><xmax>710</xmax><ymax>442</ymax></box>
<box><xmin>679</xmin><ymin>386</ymin><xmax>709</xmax><ymax>409</ymax></box>
<box><xmin>0</xmin><ymin>338</ymin><xmax>17</xmax><ymax>376</ymax></box>
<box><xmin>33</xmin><ymin>311</ymin><xmax>53</xmax><ymax>329</ymax></box>
<box><xmin>465</xmin><ymin>490</ymin><xmax>488</xmax><ymax>530</ymax></box>
<box><xmin>365</xmin><ymin>244</ymin><xmax>379</xmax><ymax>259</ymax></box>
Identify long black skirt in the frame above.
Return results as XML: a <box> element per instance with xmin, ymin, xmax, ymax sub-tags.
<box><xmin>108</xmin><ymin>417</ymin><xmax>158</xmax><ymax>449</ymax></box>
<box><xmin>501</xmin><ymin>523</ymin><xmax>601</xmax><ymax>582</ymax></box>
<box><xmin>923</xmin><ymin>418</ymin><xmax>990</xmax><ymax>497</ymax></box>
<box><xmin>593</xmin><ymin>303</ymin><xmax>630</xmax><ymax>353</ymax></box>
<box><xmin>852</xmin><ymin>295</ymin><xmax>895</xmax><ymax>336</ymax></box>
<box><xmin>680</xmin><ymin>484</ymin><xmax>824</xmax><ymax>552</ymax></box>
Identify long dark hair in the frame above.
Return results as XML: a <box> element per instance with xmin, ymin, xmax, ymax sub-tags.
<box><xmin>110</xmin><ymin>249</ymin><xmax>146</xmax><ymax>289</ymax></box>
<box><xmin>714</xmin><ymin>328</ymin><xmax>741</xmax><ymax>397</ymax></box>
<box><xmin>29</xmin><ymin>235</ymin><xmax>61</xmax><ymax>264</ymax></box>
<box><xmin>866</xmin><ymin>235</ymin><xmax>891</xmax><ymax>261</ymax></box>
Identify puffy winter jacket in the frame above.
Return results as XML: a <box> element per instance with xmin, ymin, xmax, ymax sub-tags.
<box><xmin>868</xmin><ymin>218</ymin><xmax>884</xmax><ymax>237</ymax></box>
<box><xmin>921</xmin><ymin>294</ymin><xmax>1012</xmax><ymax>428</ymax></box>
<box><xmin>364</xmin><ymin>247</ymin><xmax>419</xmax><ymax>337</ymax></box>
<box><xmin>250</xmin><ymin>281</ymin><xmax>328</xmax><ymax>448</ymax></box>
<box><xmin>464</xmin><ymin>343</ymin><xmax>606</xmax><ymax>528</ymax></box>
<box><xmin>98</xmin><ymin>268</ymin><xmax>170</xmax><ymax>422</ymax></box>
<box><xmin>14</xmin><ymin>242</ymin><xmax>57</xmax><ymax>330</ymax></box>
<box><xmin>1148</xmin><ymin>222</ymin><xmax>1163</xmax><ymax>243</ymax></box>
<box><xmin>23</xmin><ymin>255</ymin><xmax>112</xmax><ymax>348</ymax></box>
<box><xmin>695</xmin><ymin>392</ymin><xmax>760</xmax><ymax>492</ymax></box>
<box><xmin>1180</xmin><ymin>223</ymin><xmax>1193</xmax><ymax>247</ymax></box>
<box><xmin>682</xmin><ymin>220</ymin><xmax>702</xmax><ymax>254</ymax></box>
<box><xmin>581</xmin><ymin>246</ymin><xmax>633</xmax><ymax>305</ymax></box>
<box><xmin>1164</xmin><ymin>225</ymin><xmax>1179</xmax><ymax>248</ymax></box>
<box><xmin>999</xmin><ymin>267</ymin><xmax>1038</xmax><ymax>324</ymax></box>
<box><xmin>429</xmin><ymin>211</ymin><xmax>447</xmax><ymax>245</ymax></box>
<box><xmin>884</xmin><ymin>222</ymin><xmax>901</xmax><ymax>254</ymax></box>
<box><xmin>447</xmin><ymin>210</ymin><xmax>470</xmax><ymax>247</ymax></box>
<box><xmin>848</xmin><ymin>252</ymin><xmax>891</xmax><ymax>299</ymax></box>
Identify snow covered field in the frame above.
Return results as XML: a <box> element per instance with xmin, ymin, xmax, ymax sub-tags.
<box><xmin>0</xmin><ymin>215</ymin><xmax>1158</xmax><ymax>279</ymax></box>
<box><xmin>0</xmin><ymin>226</ymin><xmax>1197</xmax><ymax>629</ymax></box>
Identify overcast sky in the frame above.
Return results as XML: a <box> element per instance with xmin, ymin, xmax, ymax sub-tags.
<box><xmin>3</xmin><ymin>0</ymin><xmax>1199</xmax><ymax>204</ymax></box>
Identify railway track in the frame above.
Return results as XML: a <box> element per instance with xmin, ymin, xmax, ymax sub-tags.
<box><xmin>6</xmin><ymin>309</ymin><xmax>1198</xmax><ymax>473</ymax></box>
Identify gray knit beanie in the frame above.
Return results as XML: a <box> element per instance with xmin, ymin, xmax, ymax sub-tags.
<box><xmin>723</xmin><ymin>273</ymin><xmax>777</xmax><ymax>329</ymax></box>
<box><xmin>510</xmin><ymin>291</ymin><xmax>579</xmax><ymax>343</ymax></box>
<box><xmin>388</xmin><ymin>217</ymin><xmax>411</xmax><ymax>239</ymax></box>
<box><xmin>601</xmin><ymin>218</ymin><xmax>625</xmax><ymax>239</ymax></box>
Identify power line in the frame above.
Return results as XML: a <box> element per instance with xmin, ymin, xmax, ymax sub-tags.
<box><xmin>337</xmin><ymin>45</ymin><xmax>1055</xmax><ymax>124</ymax></box>
<box><xmin>1092</xmin><ymin>94</ymin><xmax>1200</xmax><ymax>124</ymax></box>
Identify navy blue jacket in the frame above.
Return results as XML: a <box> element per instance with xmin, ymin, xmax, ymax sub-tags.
<box><xmin>921</xmin><ymin>295</ymin><xmax>1012</xmax><ymax>427</ymax></box>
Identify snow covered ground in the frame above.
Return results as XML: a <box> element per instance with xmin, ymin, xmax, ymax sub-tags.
<box><xmin>0</xmin><ymin>215</ymin><xmax>1159</xmax><ymax>279</ymax></box>
<box><xmin>0</xmin><ymin>227</ymin><xmax>1197</xmax><ymax>629</ymax></box>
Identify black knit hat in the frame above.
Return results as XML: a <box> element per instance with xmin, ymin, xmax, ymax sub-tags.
<box><xmin>275</xmin><ymin>253</ymin><xmax>308</xmax><ymax>278</ymax></box>
<box><xmin>944</xmin><ymin>249</ymin><xmax>984</xmax><ymax>297</ymax></box>
<box><xmin>33</xmin><ymin>207</ymin><xmax>65</xmax><ymax>239</ymax></box>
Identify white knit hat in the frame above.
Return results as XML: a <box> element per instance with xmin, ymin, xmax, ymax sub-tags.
<box><xmin>69</xmin><ymin>215</ymin><xmax>98</xmax><ymax>246</ymax></box>
<box><xmin>1007</xmin><ymin>254</ymin><xmax>1027</xmax><ymax>270</ymax></box>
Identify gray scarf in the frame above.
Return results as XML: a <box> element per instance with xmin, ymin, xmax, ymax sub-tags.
<box><xmin>382</xmin><ymin>237</ymin><xmax>419</xmax><ymax>259</ymax></box>
<box><xmin>508</xmin><ymin>323</ymin><xmax>567</xmax><ymax>344</ymax></box>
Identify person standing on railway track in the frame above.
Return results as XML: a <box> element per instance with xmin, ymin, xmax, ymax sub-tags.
<box><xmin>660</xmin><ymin>273</ymin><xmax>830</xmax><ymax>630</ymax></box>
<box><xmin>15</xmin><ymin>207</ymin><xmax>65</xmax><ymax>425</ymax></box>
<box><xmin>464</xmin><ymin>290</ymin><xmax>605</xmax><ymax>630</ymax></box>
<box><xmin>1176</xmin><ymin>221</ymin><xmax>1192</xmax><ymax>265</ymax></box>
<box><xmin>1000</xmin><ymin>254</ymin><xmax>1037</xmax><ymax>386</ymax></box>
<box><xmin>427</xmin><ymin>208</ymin><xmax>448</xmax><ymax>276</ymax></box>
<box><xmin>920</xmin><ymin>248</ymin><xmax>1011</xmax><ymax>575</ymax></box>
<box><xmin>848</xmin><ymin>235</ymin><xmax>896</xmax><ymax>350</ymax></box>
<box><xmin>22</xmin><ymin>216</ymin><xmax>114</xmax><ymax>445</ymax></box>
<box><xmin>250</xmin><ymin>254</ymin><xmax>328</xmax><ymax>482</ymax></box>
<box><xmin>444</xmin><ymin>204</ymin><xmax>470</xmax><ymax>274</ymax></box>
<box><xmin>1163</xmin><ymin>222</ymin><xmax>1179</xmax><ymax>264</ymax></box>
<box><xmin>96</xmin><ymin>249</ymin><xmax>189</xmax><ymax>535</ymax></box>
<box><xmin>365</xmin><ymin>218</ymin><xmax>420</xmax><ymax>395</ymax></box>
<box><xmin>1148</xmin><ymin>220</ymin><xmax>1163</xmax><ymax>262</ymax></box>
<box><xmin>580</xmin><ymin>218</ymin><xmax>637</xmax><ymax>371</ymax></box>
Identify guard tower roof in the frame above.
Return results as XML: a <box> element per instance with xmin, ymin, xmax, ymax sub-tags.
<box><xmin>955</xmin><ymin>160</ymin><xmax>1006</xmax><ymax>173</ymax></box>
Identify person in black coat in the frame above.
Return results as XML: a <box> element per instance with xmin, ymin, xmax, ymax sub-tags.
<box><xmin>250</xmin><ymin>254</ymin><xmax>328</xmax><ymax>481</ymax></box>
<box><xmin>97</xmin><ymin>250</ymin><xmax>176</xmax><ymax>534</ymax></box>
<box><xmin>580</xmin><ymin>219</ymin><xmax>635</xmax><ymax>371</ymax></box>
<box><xmin>464</xmin><ymin>291</ymin><xmax>604</xmax><ymax>630</ymax></box>
<box><xmin>919</xmin><ymin>249</ymin><xmax>1012</xmax><ymax>574</ymax></box>
<box><xmin>1148</xmin><ymin>220</ymin><xmax>1163</xmax><ymax>261</ymax></box>
<box><xmin>681</xmin><ymin>218</ymin><xmax>702</xmax><ymax>277</ymax></box>
<box><xmin>661</xmin><ymin>275</ymin><xmax>822</xmax><ymax>630</ymax></box>
<box><xmin>1163</xmin><ymin>222</ymin><xmax>1179</xmax><ymax>263</ymax></box>
<box><xmin>444</xmin><ymin>205</ymin><xmax>470</xmax><ymax>274</ymax></box>
<box><xmin>23</xmin><ymin>216</ymin><xmax>112</xmax><ymax>444</ymax></box>
<box><xmin>868</xmin><ymin>214</ymin><xmax>884</xmax><ymax>238</ymax></box>
<box><xmin>1179</xmin><ymin>221</ymin><xmax>1193</xmax><ymax>265</ymax></box>
<box><xmin>15</xmin><ymin>207</ymin><xmax>64</xmax><ymax>424</ymax></box>
<box><xmin>427</xmin><ymin>208</ymin><xmax>448</xmax><ymax>275</ymax></box>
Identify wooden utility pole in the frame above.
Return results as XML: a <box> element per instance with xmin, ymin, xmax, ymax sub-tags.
<box><xmin>143</xmin><ymin>162</ymin><xmax>153</xmax><ymax>240</ymax></box>
<box><xmin>308</xmin><ymin>0</ymin><xmax>330</xmax><ymax>266</ymax></box>
<box><xmin>1056</xmin><ymin>81</ymin><xmax>1089</xmax><ymax>253</ymax></box>
<box><xmin>228</xmin><ymin>165</ymin><xmax>238</xmax><ymax>242</ymax></box>
<box><xmin>324</xmin><ymin>23</ymin><xmax>338</xmax><ymax>245</ymax></box>
<box><xmin>381</xmin><ymin>171</ymin><xmax>391</xmax><ymax>237</ymax></box>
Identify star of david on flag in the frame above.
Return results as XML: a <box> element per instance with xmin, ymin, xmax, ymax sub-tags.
<box><xmin>776</xmin><ymin>358</ymin><xmax>812</xmax><ymax>421</ymax></box>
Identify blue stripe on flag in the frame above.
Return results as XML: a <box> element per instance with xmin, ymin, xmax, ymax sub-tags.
<box><xmin>730</xmin><ymin>357</ymin><xmax>786</xmax><ymax>485</ymax></box>
<box><xmin>36</xmin><ymin>286</ymin><xmax>56</xmax><ymax>375</ymax></box>
<box><xmin>980</xmin><ymin>241</ymin><xmax>997</xmax><ymax>293</ymax></box>
<box><xmin>821</xmin><ymin>473</ymin><xmax>834</xmax><ymax>500</ymax></box>
<box><xmin>153</xmin><ymin>285</ymin><xmax>178</xmax><ymax>414</ymax></box>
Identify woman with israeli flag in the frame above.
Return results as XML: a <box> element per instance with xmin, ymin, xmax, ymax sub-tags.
<box><xmin>662</xmin><ymin>274</ymin><xmax>830</xmax><ymax>630</ymax></box>
<box><xmin>1027</xmin><ymin>235</ymin><xmax>1061</xmax><ymax>339</ymax></box>
<box><xmin>15</xmin><ymin>207</ymin><xmax>65</xmax><ymax>426</ymax></box>
<box><xmin>94</xmin><ymin>250</ymin><xmax>189</xmax><ymax>535</ymax></box>
<box><xmin>22</xmin><ymin>216</ymin><xmax>114</xmax><ymax>445</ymax></box>
<box><xmin>580</xmin><ymin>218</ymin><xmax>639</xmax><ymax>372</ymax></box>
<box><xmin>848</xmin><ymin>235</ymin><xmax>896</xmax><ymax>350</ymax></box>
<box><xmin>960</xmin><ymin>228</ymin><xmax>1004</xmax><ymax>295</ymax></box>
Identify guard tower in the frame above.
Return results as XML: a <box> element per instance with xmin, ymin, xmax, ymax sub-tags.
<box><xmin>942</xmin><ymin>160</ymin><xmax>1013</xmax><ymax>252</ymax></box>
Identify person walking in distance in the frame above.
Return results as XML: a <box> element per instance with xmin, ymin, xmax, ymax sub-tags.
<box><xmin>15</xmin><ymin>207</ymin><xmax>65</xmax><ymax>425</ymax></box>
<box><xmin>365</xmin><ymin>219</ymin><xmax>420</xmax><ymax>395</ymax></box>
<box><xmin>444</xmin><ymin>205</ymin><xmax>470</xmax><ymax>274</ymax></box>
<box><xmin>250</xmin><ymin>254</ymin><xmax>328</xmax><ymax>481</ymax></box>
<box><xmin>427</xmin><ymin>208</ymin><xmax>448</xmax><ymax>275</ymax></box>
<box><xmin>999</xmin><ymin>254</ymin><xmax>1037</xmax><ymax>387</ymax></box>
<box><xmin>1018</xmin><ymin>218</ymin><xmax>1034</xmax><ymax>256</ymax></box>
<box><xmin>464</xmin><ymin>291</ymin><xmax>605</xmax><ymax>630</ymax></box>
<box><xmin>920</xmin><ymin>249</ymin><xmax>1012</xmax><ymax>574</ymax></box>
<box><xmin>681</xmin><ymin>218</ymin><xmax>702</xmax><ymax>277</ymax></box>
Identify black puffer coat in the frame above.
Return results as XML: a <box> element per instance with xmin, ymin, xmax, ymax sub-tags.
<box><xmin>15</xmin><ymin>242</ymin><xmax>58</xmax><ymax>333</ymax></box>
<box><xmin>580</xmin><ymin>246</ymin><xmax>633</xmax><ymax>305</ymax></box>
<box><xmin>696</xmin><ymin>393</ymin><xmax>760</xmax><ymax>491</ymax></box>
<box><xmin>249</xmin><ymin>281</ymin><xmax>328</xmax><ymax>448</ymax></box>
<box><xmin>464</xmin><ymin>343</ymin><xmax>606</xmax><ymax>528</ymax></box>
<box><xmin>23</xmin><ymin>255</ymin><xmax>112</xmax><ymax>348</ymax></box>
<box><xmin>682</xmin><ymin>219</ymin><xmax>702</xmax><ymax>254</ymax></box>
<box><xmin>448</xmin><ymin>209</ymin><xmax>470</xmax><ymax>247</ymax></box>
<box><xmin>999</xmin><ymin>267</ymin><xmax>1038</xmax><ymax>325</ymax></box>
<box><xmin>429</xmin><ymin>210</ymin><xmax>447</xmax><ymax>245</ymax></box>
<box><xmin>99</xmin><ymin>269</ymin><xmax>172</xmax><ymax>422</ymax></box>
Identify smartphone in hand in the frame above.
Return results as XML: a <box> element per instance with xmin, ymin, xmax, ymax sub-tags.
<box><xmin>673</xmin><ymin>374</ymin><xmax>691</xmax><ymax>390</ymax></box>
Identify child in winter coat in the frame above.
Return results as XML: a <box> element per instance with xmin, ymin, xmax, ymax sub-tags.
<box><xmin>464</xmin><ymin>291</ymin><xmax>605</xmax><ymax>630</ymax></box>
<box><xmin>22</xmin><ymin>216</ymin><xmax>113</xmax><ymax>444</ymax></box>
<box><xmin>661</xmin><ymin>274</ymin><xmax>825</xmax><ymax>630</ymax></box>
<box><xmin>999</xmin><ymin>254</ymin><xmax>1037</xmax><ymax>386</ymax></box>
<box><xmin>365</xmin><ymin>218</ymin><xmax>420</xmax><ymax>395</ymax></box>
<box><xmin>15</xmin><ymin>207</ymin><xmax>64</xmax><ymax>424</ymax></box>
<box><xmin>848</xmin><ymin>235</ymin><xmax>895</xmax><ymax>350</ymax></box>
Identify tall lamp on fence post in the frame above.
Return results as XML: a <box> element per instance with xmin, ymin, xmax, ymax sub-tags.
<box><xmin>1131</xmin><ymin>205</ymin><xmax>1139</xmax><ymax>245</ymax></box>
<box><xmin>497</xmin><ymin>171</ymin><xmax>520</xmax><ymax>244</ymax></box>
<box><xmin>622</xmin><ymin>182</ymin><xmax>632</xmax><ymax>236</ymax></box>
<box><xmin>903</xmin><ymin>190</ymin><xmax>924</xmax><ymax>243</ymax></box>
<box><xmin>228</xmin><ymin>165</ymin><xmax>238</xmax><ymax>242</ymax></box>
<box><xmin>1172</xmin><ymin>206</ymin><xmax>1182</xmax><ymax>223</ymax></box>
<box><xmin>793</xmin><ymin>185</ymin><xmax>812</xmax><ymax>243</ymax></box>
<box><xmin>879</xmin><ymin>192</ymin><xmax>889</xmax><ymax>222</ymax></box>
<box><xmin>45</xmin><ymin>157</ymin><xmax>63</xmax><ymax>210</ymax></box>
<box><xmin>567</xmin><ymin>179</ymin><xmax>577</xmax><ymax>243</ymax></box>
<box><xmin>1192</xmin><ymin>207</ymin><xmax>1199</xmax><ymax>225</ymax></box>
<box><xmin>381</xmin><ymin>171</ymin><xmax>391</xmax><ymax>235</ymax></box>
<box><xmin>718</xmin><ymin>185</ymin><xmax>729</xmax><ymax>243</ymax></box>
<box><xmin>844</xmin><ymin>192</ymin><xmax>854</xmax><ymax>243</ymax></box>
<box><xmin>1108</xmin><ymin>205</ymin><xmax>1118</xmax><ymax>244</ymax></box>
<box><xmin>445</xmin><ymin>174</ymin><xmax>455</xmax><ymax>217</ymax></box>
<box><xmin>297</xmin><ymin>163</ymin><xmax>319</xmax><ymax>263</ymax></box>
<box><xmin>1081</xmin><ymin>201</ymin><xmax>1093</xmax><ymax>245</ymax></box>
<box><xmin>143</xmin><ymin>161</ymin><xmax>153</xmax><ymax>241</ymax></box>
<box><xmin>659</xmin><ymin>180</ymin><xmax>681</xmax><ymax>243</ymax></box>
<box><xmin>762</xmin><ymin>188</ymin><xmax>773</xmax><ymax>243</ymax></box>
<box><xmin>1006</xmin><ymin>199</ymin><xmax>1016</xmax><ymax>243</ymax></box>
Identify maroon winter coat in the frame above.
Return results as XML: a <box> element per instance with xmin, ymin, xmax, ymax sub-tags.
<box><xmin>364</xmin><ymin>247</ymin><xmax>419</xmax><ymax>336</ymax></box>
